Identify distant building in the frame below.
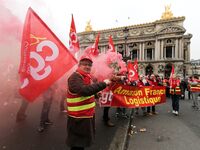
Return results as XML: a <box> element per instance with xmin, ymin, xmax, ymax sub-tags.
<box><xmin>77</xmin><ymin>6</ymin><xmax>192</xmax><ymax>78</ymax></box>
<box><xmin>190</xmin><ymin>59</ymin><xmax>200</xmax><ymax>76</ymax></box>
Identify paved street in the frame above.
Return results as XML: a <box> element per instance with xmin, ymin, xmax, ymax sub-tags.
<box><xmin>126</xmin><ymin>97</ymin><xmax>200</xmax><ymax>150</ymax></box>
<box><xmin>0</xmin><ymin>97</ymin><xmax>129</xmax><ymax>150</ymax></box>
<box><xmin>0</xmin><ymin>96</ymin><xmax>200</xmax><ymax>150</ymax></box>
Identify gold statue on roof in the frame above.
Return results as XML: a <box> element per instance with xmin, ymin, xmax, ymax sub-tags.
<box><xmin>85</xmin><ymin>20</ymin><xmax>92</xmax><ymax>32</ymax></box>
<box><xmin>161</xmin><ymin>5</ymin><xmax>173</xmax><ymax>19</ymax></box>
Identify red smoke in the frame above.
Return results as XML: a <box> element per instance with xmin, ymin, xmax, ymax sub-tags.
<box><xmin>0</xmin><ymin>0</ymin><xmax>23</xmax><ymax>105</ymax></box>
<box><xmin>0</xmin><ymin>1</ymin><xmax>22</xmax><ymax>43</ymax></box>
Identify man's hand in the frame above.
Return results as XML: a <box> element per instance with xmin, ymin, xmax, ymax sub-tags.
<box><xmin>111</xmin><ymin>75</ymin><xmax>126</xmax><ymax>81</ymax></box>
<box><xmin>104</xmin><ymin>79</ymin><xmax>111</xmax><ymax>85</ymax></box>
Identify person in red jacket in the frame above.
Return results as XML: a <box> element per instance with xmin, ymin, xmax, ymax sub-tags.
<box><xmin>66</xmin><ymin>55</ymin><xmax>111</xmax><ymax>150</ymax></box>
<box><xmin>170</xmin><ymin>75</ymin><xmax>182</xmax><ymax>115</ymax></box>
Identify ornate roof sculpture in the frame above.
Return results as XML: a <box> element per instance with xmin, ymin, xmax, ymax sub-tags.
<box><xmin>161</xmin><ymin>5</ymin><xmax>173</xmax><ymax>20</ymax></box>
<box><xmin>85</xmin><ymin>20</ymin><xmax>92</xmax><ymax>32</ymax></box>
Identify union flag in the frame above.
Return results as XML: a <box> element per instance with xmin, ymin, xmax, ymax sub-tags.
<box><xmin>19</xmin><ymin>8</ymin><xmax>77</xmax><ymax>102</ymax></box>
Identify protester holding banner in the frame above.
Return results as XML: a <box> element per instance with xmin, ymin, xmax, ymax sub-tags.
<box><xmin>103</xmin><ymin>107</ymin><xmax>115</xmax><ymax>127</ymax></box>
<box><xmin>115</xmin><ymin>74</ymin><xmax>129</xmax><ymax>119</ymax></box>
<box><xmin>65</xmin><ymin>55</ymin><xmax>111</xmax><ymax>150</ymax></box>
<box><xmin>146</xmin><ymin>74</ymin><xmax>158</xmax><ymax>115</ymax></box>
<box><xmin>189</xmin><ymin>75</ymin><xmax>200</xmax><ymax>110</ymax></box>
<box><xmin>135</xmin><ymin>74</ymin><xmax>147</xmax><ymax>116</ymax></box>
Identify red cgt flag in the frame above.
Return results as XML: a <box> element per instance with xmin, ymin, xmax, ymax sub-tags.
<box><xmin>108</xmin><ymin>35</ymin><xmax>116</xmax><ymax>52</ymax></box>
<box><xmin>19</xmin><ymin>7</ymin><xmax>77</xmax><ymax>102</ymax></box>
<box><xmin>69</xmin><ymin>14</ymin><xmax>80</xmax><ymax>55</ymax></box>
<box><xmin>127</xmin><ymin>59</ymin><xmax>138</xmax><ymax>82</ymax></box>
<box><xmin>84</xmin><ymin>33</ymin><xmax>100</xmax><ymax>57</ymax></box>
<box><xmin>169</xmin><ymin>64</ymin><xmax>175</xmax><ymax>87</ymax></box>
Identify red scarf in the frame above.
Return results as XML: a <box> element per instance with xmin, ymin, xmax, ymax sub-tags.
<box><xmin>76</xmin><ymin>68</ymin><xmax>92</xmax><ymax>85</ymax></box>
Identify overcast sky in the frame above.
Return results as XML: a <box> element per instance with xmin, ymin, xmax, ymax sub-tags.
<box><xmin>2</xmin><ymin>0</ymin><xmax>200</xmax><ymax>60</ymax></box>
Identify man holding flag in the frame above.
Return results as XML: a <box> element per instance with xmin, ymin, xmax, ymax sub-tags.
<box><xmin>169</xmin><ymin>65</ymin><xmax>181</xmax><ymax>116</ymax></box>
<box><xmin>65</xmin><ymin>55</ymin><xmax>112</xmax><ymax>150</ymax></box>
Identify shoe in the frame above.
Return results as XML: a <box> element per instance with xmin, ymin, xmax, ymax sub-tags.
<box><xmin>61</xmin><ymin>110</ymin><xmax>67</xmax><ymax>113</ymax></box>
<box><xmin>192</xmin><ymin>105</ymin><xmax>196</xmax><ymax>108</ymax></box>
<box><xmin>147</xmin><ymin>112</ymin><xmax>152</xmax><ymax>116</ymax></box>
<box><xmin>45</xmin><ymin>120</ymin><xmax>53</xmax><ymax>125</ymax></box>
<box><xmin>115</xmin><ymin>112</ymin><xmax>120</xmax><ymax>118</ymax></box>
<box><xmin>143</xmin><ymin>112</ymin><xmax>147</xmax><ymax>116</ymax></box>
<box><xmin>105</xmin><ymin>120</ymin><xmax>115</xmax><ymax>127</ymax></box>
<box><xmin>152</xmin><ymin>112</ymin><xmax>158</xmax><ymax>115</ymax></box>
<box><xmin>172</xmin><ymin>110</ymin><xmax>176</xmax><ymax>114</ymax></box>
<box><xmin>122</xmin><ymin>113</ymin><xmax>129</xmax><ymax>119</ymax></box>
<box><xmin>174</xmin><ymin>111</ymin><xmax>179</xmax><ymax>116</ymax></box>
<box><xmin>135</xmin><ymin>111</ymin><xmax>139</xmax><ymax>115</ymax></box>
<box><xmin>37</xmin><ymin>126</ymin><xmax>45</xmax><ymax>133</ymax></box>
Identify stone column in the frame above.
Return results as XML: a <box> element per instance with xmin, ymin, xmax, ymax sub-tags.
<box><xmin>155</xmin><ymin>40</ymin><xmax>158</xmax><ymax>60</ymax></box>
<box><xmin>139</xmin><ymin>43</ymin><xmax>142</xmax><ymax>61</ymax></box>
<box><xmin>175</xmin><ymin>39</ymin><xmax>179</xmax><ymax>59</ymax></box>
<box><xmin>187</xmin><ymin>42</ymin><xmax>190</xmax><ymax>61</ymax></box>
<box><xmin>161</xmin><ymin>40</ymin><xmax>164</xmax><ymax>60</ymax></box>
<box><xmin>142</xmin><ymin>42</ymin><xmax>145</xmax><ymax>60</ymax></box>
<box><xmin>179</xmin><ymin>39</ymin><xmax>183</xmax><ymax>59</ymax></box>
<box><xmin>157</xmin><ymin>40</ymin><xmax>160</xmax><ymax>60</ymax></box>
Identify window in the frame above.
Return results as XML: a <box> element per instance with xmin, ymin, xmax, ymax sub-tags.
<box><xmin>147</xmin><ymin>49</ymin><xmax>153</xmax><ymax>60</ymax></box>
<box><xmin>166</xmin><ymin>46</ymin><xmax>172</xmax><ymax>58</ymax></box>
<box><xmin>131</xmin><ymin>50</ymin><xmax>137</xmax><ymax>60</ymax></box>
<box><xmin>147</xmin><ymin>42</ymin><xmax>152</xmax><ymax>46</ymax></box>
<box><xmin>167</xmin><ymin>39</ymin><xmax>172</xmax><ymax>43</ymax></box>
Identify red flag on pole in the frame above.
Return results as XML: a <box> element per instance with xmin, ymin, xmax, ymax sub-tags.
<box><xmin>108</xmin><ymin>35</ymin><xmax>116</xmax><ymax>52</ymax></box>
<box><xmin>91</xmin><ymin>32</ymin><xmax>100</xmax><ymax>56</ymax></box>
<box><xmin>19</xmin><ymin>8</ymin><xmax>78</xmax><ymax>102</ymax></box>
<box><xmin>69</xmin><ymin>14</ymin><xmax>80</xmax><ymax>55</ymax></box>
<box><xmin>127</xmin><ymin>59</ymin><xmax>138</xmax><ymax>82</ymax></box>
<box><xmin>169</xmin><ymin>64</ymin><xmax>175</xmax><ymax>87</ymax></box>
<box><xmin>84</xmin><ymin>33</ymin><xmax>100</xmax><ymax>56</ymax></box>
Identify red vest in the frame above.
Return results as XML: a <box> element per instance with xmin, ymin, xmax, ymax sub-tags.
<box><xmin>190</xmin><ymin>80</ymin><xmax>200</xmax><ymax>92</ymax></box>
<box><xmin>66</xmin><ymin>72</ymin><xmax>95</xmax><ymax>118</ymax></box>
<box><xmin>170</xmin><ymin>86</ymin><xmax>181</xmax><ymax>95</ymax></box>
<box><xmin>162</xmin><ymin>79</ymin><xmax>168</xmax><ymax>87</ymax></box>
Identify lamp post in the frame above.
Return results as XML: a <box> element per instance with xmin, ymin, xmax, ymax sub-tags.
<box><xmin>183</xmin><ymin>65</ymin><xmax>186</xmax><ymax>79</ymax></box>
<box><xmin>194</xmin><ymin>64</ymin><xmax>197</xmax><ymax>75</ymax></box>
<box><xmin>123</xmin><ymin>27</ymin><xmax>129</xmax><ymax>62</ymax></box>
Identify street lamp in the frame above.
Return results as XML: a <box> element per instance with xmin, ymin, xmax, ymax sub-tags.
<box><xmin>194</xmin><ymin>64</ymin><xmax>197</xmax><ymax>75</ymax></box>
<box><xmin>183</xmin><ymin>65</ymin><xmax>186</xmax><ymax>79</ymax></box>
<box><xmin>123</xmin><ymin>27</ymin><xmax>129</xmax><ymax>62</ymax></box>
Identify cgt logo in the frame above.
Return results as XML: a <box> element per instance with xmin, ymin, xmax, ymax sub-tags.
<box><xmin>129</xmin><ymin>69</ymin><xmax>135</xmax><ymax>77</ymax></box>
<box><xmin>21</xmin><ymin>38</ymin><xmax>59</xmax><ymax>89</ymax></box>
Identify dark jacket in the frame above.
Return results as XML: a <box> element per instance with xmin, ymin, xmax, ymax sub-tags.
<box><xmin>66</xmin><ymin>72</ymin><xmax>107</xmax><ymax>148</ymax></box>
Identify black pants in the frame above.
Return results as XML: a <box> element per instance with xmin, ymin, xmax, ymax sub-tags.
<box><xmin>40</xmin><ymin>97</ymin><xmax>52</xmax><ymax>125</ymax></box>
<box><xmin>147</xmin><ymin>106</ymin><xmax>155</xmax><ymax>113</ymax></box>
<box><xmin>71</xmin><ymin>147</ymin><xmax>84</xmax><ymax>150</ymax></box>
<box><xmin>17</xmin><ymin>100</ymin><xmax>29</xmax><ymax>115</ymax></box>
<box><xmin>60</xmin><ymin>98</ymin><xmax>65</xmax><ymax>111</ymax></box>
<box><xmin>188</xmin><ymin>91</ymin><xmax>191</xmax><ymax>99</ymax></box>
<box><xmin>171</xmin><ymin>95</ymin><xmax>179</xmax><ymax>111</ymax></box>
<box><xmin>103</xmin><ymin>107</ymin><xmax>110</xmax><ymax>122</ymax></box>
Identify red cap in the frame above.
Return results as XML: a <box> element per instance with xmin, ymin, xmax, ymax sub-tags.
<box><xmin>80</xmin><ymin>55</ymin><xmax>93</xmax><ymax>63</ymax></box>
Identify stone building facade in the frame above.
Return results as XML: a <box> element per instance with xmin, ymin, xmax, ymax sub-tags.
<box><xmin>77</xmin><ymin>9</ymin><xmax>192</xmax><ymax>78</ymax></box>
